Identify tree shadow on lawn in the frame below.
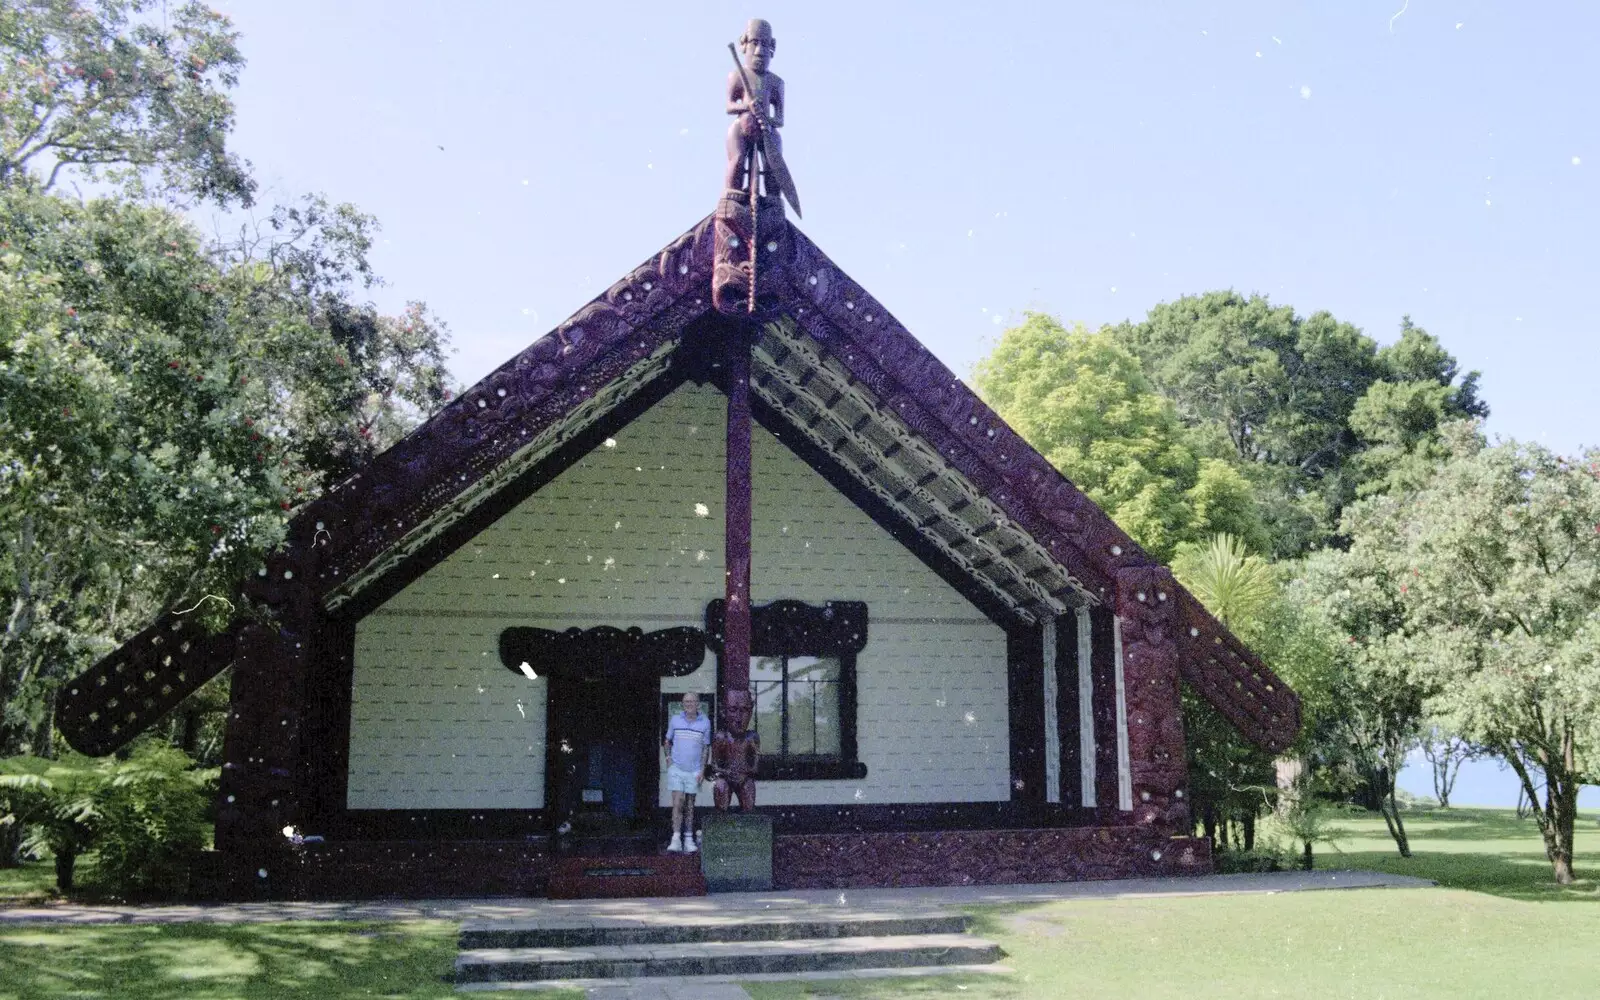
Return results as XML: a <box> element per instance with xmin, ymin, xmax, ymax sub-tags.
<box><xmin>0</xmin><ymin>920</ymin><xmax>582</xmax><ymax>1000</ymax></box>
<box><xmin>1349</xmin><ymin>806</ymin><xmax>1600</xmax><ymax>843</ymax></box>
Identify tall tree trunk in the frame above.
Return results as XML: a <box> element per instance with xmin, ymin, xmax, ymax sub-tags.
<box><xmin>0</xmin><ymin>822</ymin><xmax>23</xmax><ymax>868</ymax></box>
<box><xmin>1379</xmin><ymin>773</ymin><xmax>1411</xmax><ymax>857</ymax></box>
<box><xmin>54</xmin><ymin>846</ymin><xmax>76</xmax><ymax>892</ymax></box>
<box><xmin>1202</xmin><ymin>806</ymin><xmax>1217</xmax><ymax>851</ymax></box>
<box><xmin>1503</xmin><ymin>741</ymin><xmax>1578</xmax><ymax>885</ymax></box>
<box><xmin>1302</xmin><ymin>840</ymin><xmax>1314</xmax><ymax>871</ymax></box>
<box><xmin>31</xmin><ymin>686</ymin><xmax>56</xmax><ymax>759</ymax></box>
<box><xmin>180</xmin><ymin>710</ymin><xmax>200</xmax><ymax>756</ymax></box>
<box><xmin>1243</xmin><ymin>812</ymin><xmax>1256</xmax><ymax>852</ymax></box>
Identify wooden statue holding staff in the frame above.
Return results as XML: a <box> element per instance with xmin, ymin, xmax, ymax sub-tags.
<box><xmin>724</xmin><ymin>18</ymin><xmax>801</xmax><ymax>218</ymax></box>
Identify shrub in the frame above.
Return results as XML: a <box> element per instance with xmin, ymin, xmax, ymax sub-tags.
<box><xmin>0</xmin><ymin>742</ymin><xmax>214</xmax><ymax>896</ymax></box>
<box><xmin>91</xmin><ymin>743</ymin><xmax>215</xmax><ymax>896</ymax></box>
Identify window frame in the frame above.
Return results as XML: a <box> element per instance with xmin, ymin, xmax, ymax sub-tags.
<box><xmin>706</xmin><ymin>599</ymin><xmax>869</xmax><ymax>781</ymax></box>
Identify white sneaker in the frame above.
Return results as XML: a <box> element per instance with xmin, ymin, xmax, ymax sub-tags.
<box><xmin>685</xmin><ymin>833</ymin><xmax>698</xmax><ymax>854</ymax></box>
<box><xmin>667</xmin><ymin>834</ymin><xmax>683</xmax><ymax>853</ymax></box>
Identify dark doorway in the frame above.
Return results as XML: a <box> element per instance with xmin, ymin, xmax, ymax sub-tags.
<box><xmin>499</xmin><ymin>625</ymin><xmax>706</xmax><ymax>856</ymax></box>
<box><xmin>547</xmin><ymin>667</ymin><xmax>658</xmax><ymax>847</ymax></box>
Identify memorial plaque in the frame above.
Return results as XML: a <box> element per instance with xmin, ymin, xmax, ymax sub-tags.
<box><xmin>698</xmin><ymin>812</ymin><xmax>773</xmax><ymax>891</ymax></box>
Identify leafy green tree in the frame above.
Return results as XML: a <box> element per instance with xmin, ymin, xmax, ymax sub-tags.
<box><xmin>1110</xmin><ymin>295</ymin><xmax>1486</xmax><ymax>557</ymax></box>
<box><xmin>1379</xmin><ymin>431</ymin><xmax>1600</xmax><ymax>884</ymax></box>
<box><xmin>0</xmin><ymin>0</ymin><xmax>254</xmax><ymax>205</ymax></box>
<box><xmin>974</xmin><ymin>314</ymin><xmax>1266</xmax><ymax>561</ymax></box>
<box><xmin>0</xmin><ymin>185</ymin><xmax>454</xmax><ymax>754</ymax></box>
<box><xmin>1291</xmin><ymin>537</ymin><xmax>1429</xmax><ymax>857</ymax></box>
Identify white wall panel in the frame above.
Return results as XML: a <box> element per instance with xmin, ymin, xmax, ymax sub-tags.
<box><xmin>349</xmin><ymin>384</ymin><xmax>1010</xmax><ymax>810</ymax></box>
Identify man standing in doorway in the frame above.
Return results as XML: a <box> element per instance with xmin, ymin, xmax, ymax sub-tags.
<box><xmin>663</xmin><ymin>692</ymin><xmax>711</xmax><ymax>853</ymax></box>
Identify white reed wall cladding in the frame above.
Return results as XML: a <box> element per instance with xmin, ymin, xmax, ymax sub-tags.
<box><xmin>347</xmin><ymin>616</ymin><xmax>549</xmax><ymax>810</ymax></box>
<box><xmin>349</xmin><ymin>383</ymin><xmax>1011</xmax><ymax>811</ymax></box>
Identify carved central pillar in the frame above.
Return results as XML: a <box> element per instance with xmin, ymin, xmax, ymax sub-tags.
<box><xmin>722</xmin><ymin>333</ymin><xmax>754</xmax><ymax>709</ymax></box>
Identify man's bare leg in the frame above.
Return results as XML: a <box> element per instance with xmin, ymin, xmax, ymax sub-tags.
<box><xmin>669</xmin><ymin>790</ymin><xmax>685</xmax><ymax>850</ymax></box>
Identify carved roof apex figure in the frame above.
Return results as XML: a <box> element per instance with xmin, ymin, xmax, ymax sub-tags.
<box><xmin>741</xmin><ymin>19</ymin><xmax>775</xmax><ymax>73</ymax></box>
<box><xmin>741</xmin><ymin>18</ymin><xmax>775</xmax><ymax>46</ymax></box>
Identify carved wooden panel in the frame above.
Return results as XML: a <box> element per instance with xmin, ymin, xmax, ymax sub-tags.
<box><xmin>773</xmin><ymin>827</ymin><xmax>1211</xmax><ymax>889</ymax></box>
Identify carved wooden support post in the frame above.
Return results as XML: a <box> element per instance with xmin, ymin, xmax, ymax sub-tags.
<box><xmin>1114</xmin><ymin>565</ymin><xmax>1190</xmax><ymax>832</ymax></box>
<box><xmin>216</xmin><ymin>551</ymin><xmax>317</xmax><ymax>892</ymax></box>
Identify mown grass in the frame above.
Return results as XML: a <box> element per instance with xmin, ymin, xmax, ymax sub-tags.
<box><xmin>1312</xmin><ymin>804</ymin><xmax>1600</xmax><ymax>902</ymax></box>
<box><xmin>744</xmin><ymin>806</ymin><xmax>1600</xmax><ymax>999</ymax></box>
<box><xmin>0</xmin><ymin>920</ymin><xmax>582</xmax><ymax>1000</ymax></box>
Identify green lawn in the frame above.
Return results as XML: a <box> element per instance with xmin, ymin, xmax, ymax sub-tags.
<box><xmin>0</xmin><ymin>920</ymin><xmax>582</xmax><ymax>1000</ymax></box>
<box><xmin>745</xmin><ymin>807</ymin><xmax>1600</xmax><ymax>1000</ymax></box>
<box><xmin>1</xmin><ymin>807</ymin><xmax>1596</xmax><ymax>999</ymax></box>
<box><xmin>0</xmin><ymin>859</ymin><xmax>56</xmax><ymax>903</ymax></box>
<box><xmin>1312</xmin><ymin>804</ymin><xmax>1600</xmax><ymax>901</ymax></box>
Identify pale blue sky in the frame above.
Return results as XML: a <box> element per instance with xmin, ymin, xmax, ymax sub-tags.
<box><xmin>210</xmin><ymin>1</ymin><xmax>1597</xmax><ymax>807</ymax></box>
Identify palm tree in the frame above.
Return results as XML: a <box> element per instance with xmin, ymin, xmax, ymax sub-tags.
<box><xmin>1171</xmin><ymin>533</ymin><xmax>1276</xmax><ymax>631</ymax></box>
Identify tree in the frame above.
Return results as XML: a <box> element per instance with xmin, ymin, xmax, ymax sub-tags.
<box><xmin>1171</xmin><ymin>534</ymin><xmax>1343</xmax><ymax>858</ymax></box>
<box><xmin>974</xmin><ymin>314</ymin><xmax>1266</xmax><ymax>561</ymax></box>
<box><xmin>1110</xmin><ymin>295</ymin><xmax>1487</xmax><ymax>557</ymax></box>
<box><xmin>0</xmin><ymin>0</ymin><xmax>255</xmax><ymax>206</ymax></box>
<box><xmin>0</xmin><ymin>185</ymin><xmax>455</xmax><ymax>753</ymax></box>
<box><xmin>1419</xmin><ymin>727</ymin><xmax>1478</xmax><ymax>809</ymax></box>
<box><xmin>1384</xmin><ymin>431</ymin><xmax>1600</xmax><ymax>884</ymax></box>
<box><xmin>1289</xmin><ymin>530</ymin><xmax>1433</xmax><ymax>857</ymax></box>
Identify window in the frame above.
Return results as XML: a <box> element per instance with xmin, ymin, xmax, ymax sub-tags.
<box><xmin>706</xmin><ymin>599</ymin><xmax>869</xmax><ymax>781</ymax></box>
<box><xmin>752</xmin><ymin>655</ymin><xmax>842</xmax><ymax>761</ymax></box>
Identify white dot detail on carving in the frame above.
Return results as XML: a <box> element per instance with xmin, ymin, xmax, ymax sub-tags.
<box><xmin>1111</xmin><ymin>545</ymin><xmax>1123</xmax><ymax>556</ymax></box>
<box><xmin>808</xmin><ymin>275</ymin><xmax>818</xmax><ymax>285</ymax></box>
<box><xmin>1137</xmin><ymin>591</ymin><xmax>1147</xmax><ymax>602</ymax></box>
<box><xmin>1157</xmin><ymin>591</ymin><xmax>1167</xmax><ymax>602</ymax></box>
<box><xmin>766</xmin><ymin>241</ymin><xmax>777</xmax><ymax>252</ymax></box>
<box><xmin>1190</xmin><ymin>627</ymin><xmax>1200</xmax><ymax>637</ymax></box>
<box><xmin>679</xmin><ymin>264</ymin><xmax>689</xmax><ymax>275</ymax></box>
<box><xmin>283</xmin><ymin>571</ymin><xmax>293</xmax><ymax>580</ymax></box>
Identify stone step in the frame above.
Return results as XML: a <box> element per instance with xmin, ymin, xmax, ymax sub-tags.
<box><xmin>460</xmin><ymin>912</ymin><xmax>971</xmax><ymax>949</ymax></box>
<box><xmin>453</xmin><ymin>932</ymin><xmax>1003</xmax><ymax>983</ymax></box>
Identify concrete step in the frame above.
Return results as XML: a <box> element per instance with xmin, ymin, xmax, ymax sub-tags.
<box><xmin>453</xmin><ymin>932</ymin><xmax>1003</xmax><ymax>983</ymax></box>
<box><xmin>459</xmin><ymin>912</ymin><xmax>971</xmax><ymax>950</ymax></box>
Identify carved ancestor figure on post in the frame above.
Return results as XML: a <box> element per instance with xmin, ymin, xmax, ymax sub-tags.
<box><xmin>724</xmin><ymin>18</ymin><xmax>800</xmax><ymax>216</ymax></box>
<box><xmin>710</xmin><ymin>689</ymin><xmax>760</xmax><ymax>811</ymax></box>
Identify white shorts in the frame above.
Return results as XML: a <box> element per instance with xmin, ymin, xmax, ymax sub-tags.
<box><xmin>666</xmin><ymin>765</ymin><xmax>701</xmax><ymax>795</ymax></box>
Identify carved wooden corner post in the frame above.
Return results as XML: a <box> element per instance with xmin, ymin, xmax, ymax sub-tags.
<box><xmin>1114</xmin><ymin>566</ymin><xmax>1190</xmax><ymax>833</ymax></box>
<box><xmin>216</xmin><ymin>549</ymin><xmax>318</xmax><ymax>894</ymax></box>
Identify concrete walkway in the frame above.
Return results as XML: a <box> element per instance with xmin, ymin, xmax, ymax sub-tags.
<box><xmin>0</xmin><ymin>869</ymin><xmax>1431</xmax><ymax>926</ymax></box>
